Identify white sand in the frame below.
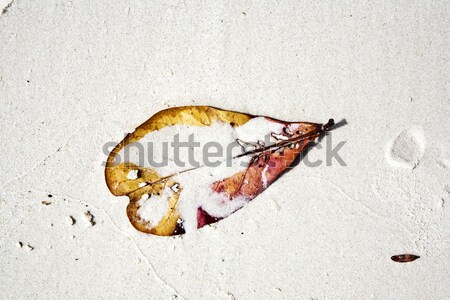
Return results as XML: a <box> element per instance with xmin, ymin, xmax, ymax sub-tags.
<box><xmin>0</xmin><ymin>1</ymin><xmax>448</xmax><ymax>299</ymax></box>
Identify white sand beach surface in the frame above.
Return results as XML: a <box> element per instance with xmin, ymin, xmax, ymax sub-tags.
<box><xmin>0</xmin><ymin>1</ymin><xmax>448</xmax><ymax>299</ymax></box>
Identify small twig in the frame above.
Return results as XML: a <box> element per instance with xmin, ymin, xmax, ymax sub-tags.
<box><xmin>128</xmin><ymin>119</ymin><xmax>336</xmax><ymax>191</ymax></box>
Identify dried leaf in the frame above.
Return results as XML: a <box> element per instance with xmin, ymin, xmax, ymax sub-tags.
<box><xmin>391</xmin><ymin>254</ymin><xmax>420</xmax><ymax>263</ymax></box>
<box><xmin>105</xmin><ymin>106</ymin><xmax>333</xmax><ymax>236</ymax></box>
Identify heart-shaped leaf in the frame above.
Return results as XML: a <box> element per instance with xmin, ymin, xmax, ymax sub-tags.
<box><xmin>105</xmin><ymin>106</ymin><xmax>333</xmax><ymax>236</ymax></box>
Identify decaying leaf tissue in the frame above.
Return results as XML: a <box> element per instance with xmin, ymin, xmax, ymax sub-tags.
<box><xmin>105</xmin><ymin>106</ymin><xmax>334</xmax><ymax>236</ymax></box>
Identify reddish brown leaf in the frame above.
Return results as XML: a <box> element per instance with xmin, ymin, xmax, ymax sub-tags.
<box><xmin>391</xmin><ymin>254</ymin><xmax>420</xmax><ymax>263</ymax></box>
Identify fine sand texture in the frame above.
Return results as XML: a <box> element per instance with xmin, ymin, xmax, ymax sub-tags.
<box><xmin>0</xmin><ymin>1</ymin><xmax>448</xmax><ymax>299</ymax></box>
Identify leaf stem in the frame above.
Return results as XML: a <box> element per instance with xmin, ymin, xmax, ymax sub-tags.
<box><xmin>132</xmin><ymin>119</ymin><xmax>334</xmax><ymax>189</ymax></box>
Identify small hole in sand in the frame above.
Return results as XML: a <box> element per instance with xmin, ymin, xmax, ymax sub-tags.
<box><xmin>387</xmin><ymin>127</ymin><xmax>425</xmax><ymax>169</ymax></box>
<box><xmin>127</xmin><ymin>169</ymin><xmax>139</xmax><ymax>180</ymax></box>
